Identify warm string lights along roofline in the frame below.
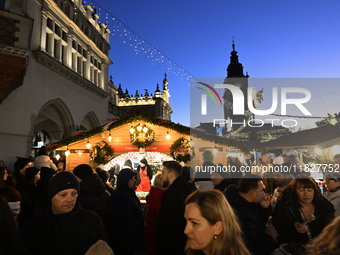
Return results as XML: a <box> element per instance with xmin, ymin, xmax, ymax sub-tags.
<box><xmin>84</xmin><ymin>0</ymin><xmax>196</xmax><ymax>83</ymax></box>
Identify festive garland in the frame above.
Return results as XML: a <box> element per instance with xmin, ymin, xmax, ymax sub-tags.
<box><xmin>90</xmin><ymin>141</ymin><xmax>114</xmax><ymax>165</ymax></box>
<box><xmin>170</xmin><ymin>137</ymin><xmax>192</xmax><ymax>163</ymax></box>
<box><xmin>46</xmin><ymin>112</ymin><xmax>189</xmax><ymax>152</ymax></box>
<box><xmin>130</xmin><ymin>124</ymin><xmax>155</xmax><ymax>148</ymax></box>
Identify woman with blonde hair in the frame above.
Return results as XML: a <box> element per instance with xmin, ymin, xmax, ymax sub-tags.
<box><xmin>184</xmin><ymin>189</ymin><xmax>250</xmax><ymax>255</ymax></box>
<box><xmin>305</xmin><ymin>216</ymin><xmax>340</xmax><ymax>255</ymax></box>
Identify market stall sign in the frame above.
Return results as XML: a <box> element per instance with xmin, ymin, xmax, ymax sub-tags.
<box><xmin>113</xmin><ymin>144</ymin><xmax>170</xmax><ymax>152</ymax></box>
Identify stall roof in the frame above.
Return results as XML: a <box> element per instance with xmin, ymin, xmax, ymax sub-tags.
<box><xmin>263</xmin><ymin>124</ymin><xmax>340</xmax><ymax>150</ymax></box>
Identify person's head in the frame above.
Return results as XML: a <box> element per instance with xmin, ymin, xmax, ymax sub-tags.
<box><xmin>284</xmin><ymin>154</ymin><xmax>300</xmax><ymax>166</ymax></box>
<box><xmin>96</xmin><ymin>168</ymin><xmax>110</xmax><ymax>184</ymax></box>
<box><xmin>13</xmin><ymin>158</ymin><xmax>33</xmax><ymax>174</ymax></box>
<box><xmin>273</xmin><ymin>164</ymin><xmax>292</xmax><ymax>188</ymax></box>
<box><xmin>273</xmin><ymin>156</ymin><xmax>284</xmax><ymax>165</ymax></box>
<box><xmin>261</xmin><ymin>151</ymin><xmax>271</xmax><ymax>165</ymax></box>
<box><xmin>40</xmin><ymin>167</ymin><xmax>56</xmax><ymax>182</ymax></box>
<box><xmin>0</xmin><ymin>167</ymin><xmax>8</xmax><ymax>184</ymax></box>
<box><xmin>47</xmin><ymin>172</ymin><xmax>79</xmax><ymax>215</ymax></box>
<box><xmin>283</xmin><ymin>174</ymin><xmax>323</xmax><ymax>207</ymax></box>
<box><xmin>184</xmin><ymin>190</ymin><xmax>250</xmax><ymax>255</ymax></box>
<box><xmin>117</xmin><ymin>168</ymin><xmax>137</xmax><ymax>191</ymax></box>
<box><xmin>37</xmin><ymin>146</ymin><xmax>48</xmax><ymax>156</ymax></box>
<box><xmin>124</xmin><ymin>160</ymin><xmax>133</xmax><ymax>169</ymax></box>
<box><xmin>73</xmin><ymin>164</ymin><xmax>93</xmax><ymax>182</ymax></box>
<box><xmin>140</xmin><ymin>158</ymin><xmax>147</xmax><ymax>167</ymax></box>
<box><xmin>305</xmin><ymin>216</ymin><xmax>340</xmax><ymax>255</ymax></box>
<box><xmin>152</xmin><ymin>173</ymin><xmax>163</xmax><ymax>189</ymax></box>
<box><xmin>238</xmin><ymin>174</ymin><xmax>264</xmax><ymax>203</ymax></box>
<box><xmin>333</xmin><ymin>154</ymin><xmax>340</xmax><ymax>166</ymax></box>
<box><xmin>24</xmin><ymin>167</ymin><xmax>40</xmax><ymax>184</ymax></box>
<box><xmin>325</xmin><ymin>172</ymin><xmax>340</xmax><ymax>191</ymax></box>
<box><xmin>0</xmin><ymin>160</ymin><xmax>4</xmax><ymax>166</ymax></box>
<box><xmin>161</xmin><ymin>161</ymin><xmax>182</xmax><ymax>188</ymax></box>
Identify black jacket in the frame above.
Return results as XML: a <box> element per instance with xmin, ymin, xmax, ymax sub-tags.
<box><xmin>110</xmin><ymin>169</ymin><xmax>145</xmax><ymax>255</ymax></box>
<box><xmin>20</xmin><ymin>195</ymin><xmax>108</xmax><ymax>255</ymax></box>
<box><xmin>79</xmin><ymin>173</ymin><xmax>112</xmax><ymax>222</ymax></box>
<box><xmin>153</xmin><ymin>175</ymin><xmax>193</xmax><ymax>255</ymax></box>
<box><xmin>225</xmin><ymin>185</ymin><xmax>276</xmax><ymax>255</ymax></box>
<box><xmin>272</xmin><ymin>192</ymin><xmax>335</xmax><ymax>245</ymax></box>
<box><xmin>213</xmin><ymin>178</ymin><xmax>231</xmax><ymax>192</ymax></box>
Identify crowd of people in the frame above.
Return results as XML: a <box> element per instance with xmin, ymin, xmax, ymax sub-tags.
<box><xmin>1</xmin><ymin>148</ymin><xmax>340</xmax><ymax>255</ymax></box>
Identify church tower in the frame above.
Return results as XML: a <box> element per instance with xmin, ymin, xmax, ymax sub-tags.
<box><xmin>223</xmin><ymin>40</ymin><xmax>249</xmax><ymax>131</ymax></box>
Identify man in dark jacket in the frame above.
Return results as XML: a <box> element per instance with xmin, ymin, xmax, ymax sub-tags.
<box><xmin>153</xmin><ymin>161</ymin><xmax>193</xmax><ymax>255</ymax></box>
<box><xmin>110</xmin><ymin>168</ymin><xmax>145</xmax><ymax>255</ymax></box>
<box><xmin>225</xmin><ymin>174</ymin><xmax>277</xmax><ymax>255</ymax></box>
<box><xmin>20</xmin><ymin>171</ymin><xmax>108</xmax><ymax>255</ymax></box>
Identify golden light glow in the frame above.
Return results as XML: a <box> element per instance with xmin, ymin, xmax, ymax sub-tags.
<box><xmin>55</xmin><ymin>154</ymin><xmax>60</xmax><ymax>161</ymax></box>
<box><xmin>108</xmin><ymin>133</ymin><xmax>112</xmax><ymax>142</ymax></box>
<box><xmin>315</xmin><ymin>147</ymin><xmax>323</xmax><ymax>155</ymax></box>
<box><xmin>165</xmin><ymin>131</ymin><xmax>171</xmax><ymax>140</ymax></box>
<box><xmin>137</xmin><ymin>123</ymin><xmax>142</xmax><ymax>132</ymax></box>
<box><xmin>143</xmin><ymin>125</ymin><xmax>148</xmax><ymax>133</ymax></box>
<box><xmin>65</xmin><ymin>148</ymin><xmax>70</xmax><ymax>157</ymax></box>
<box><xmin>129</xmin><ymin>126</ymin><xmax>135</xmax><ymax>134</ymax></box>
<box><xmin>86</xmin><ymin>141</ymin><xmax>91</xmax><ymax>149</ymax></box>
<box><xmin>190</xmin><ymin>139</ymin><xmax>194</xmax><ymax>147</ymax></box>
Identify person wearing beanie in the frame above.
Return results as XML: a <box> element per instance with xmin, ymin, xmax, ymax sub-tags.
<box><xmin>20</xmin><ymin>171</ymin><xmax>108</xmax><ymax>255</ymax></box>
<box><xmin>211</xmin><ymin>164</ymin><xmax>232</xmax><ymax>192</ymax></box>
<box><xmin>124</xmin><ymin>159</ymin><xmax>141</xmax><ymax>187</ymax></box>
<box><xmin>136</xmin><ymin>158</ymin><xmax>153</xmax><ymax>192</ymax></box>
<box><xmin>34</xmin><ymin>146</ymin><xmax>57</xmax><ymax>171</ymax></box>
<box><xmin>73</xmin><ymin>164</ymin><xmax>114</xmax><ymax>244</ymax></box>
<box><xmin>110</xmin><ymin>168</ymin><xmax>145</xmax><ymax>255</ymax></box>
<box><xmin>12</xmin><ymin>158</ymin><xmax>33</xmax><ymax>193</ymax></box>
<box><xmin>73</xmin><ymin>164</ymin><xmax>94</xmax><ymax>181</ymax></box>
<box><xmin>324</xmin><ymin>172</ymin><xmax>340</xmax><ymax>217</ymax></box>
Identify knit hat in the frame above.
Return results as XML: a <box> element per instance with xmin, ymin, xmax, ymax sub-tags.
<box><xmin>40</xmin><ymin>167</ymin><xmax>56</xmax><ymax>181</ymax></box>
<box><xmin>37</xmin><ymin>146</ymin><xmax>48</xmax><ymax>156</ymax></box>
<box><xmin>48</xmin><ymin>172</ymin><xmax>79</xmax><ymax>200</ymax></box>
<box><xmin>124</xmin><ymin>160</ymin><xmax>133</xmax><ymax>169</ymax></box>
<box><xmin>25</xmin><ymin>167</ymin><xmax>40</xmax><ymax>183</ymax></box>
<box><xmin>326</xmin><ymin>172</ymin><xmax>340</xmax><ymax>182</ymax></box>
<box><xmin>73</xmin><ymin>164</ymin><xmax>93</xmax><ymax>180</ymax></box>
<box><xmin>13</xmin><ymin>158</ymin><xmax>31</xmax><ymax>171</ymax></box>
<box><xmin>140</xmin><ymin>158</ymin><xmax>147</xmax><ymax>165</ymax></box>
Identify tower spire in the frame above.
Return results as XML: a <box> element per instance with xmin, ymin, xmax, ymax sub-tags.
<box><xmin>226</xmin><ymin>38</ymin><xmax>245</xmax><ymax>77</ymax></box>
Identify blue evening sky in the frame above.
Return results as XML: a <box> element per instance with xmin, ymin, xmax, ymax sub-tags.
<box><xmin>87</xmin><ymin>0</ymin><xmax>340</xmax><ymax>128</ymax></box>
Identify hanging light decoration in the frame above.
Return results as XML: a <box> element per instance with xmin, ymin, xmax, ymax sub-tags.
<box><xmin>143</xmin><ymin>125</ymin><xmax>148</xmax><ymax>133</ymax></box>
<box><xmin>190</xmin><ymin>139</ymin><xmax>194</xmax><ymax>147</ymax></box>
<box><xmin>55</xmin><ymin>154</ymin><xmax>60</xmax><ymax>161</ymax></box>
<box><xmin>137</xmin><ymin>123</ymin><xmax>142</xmax><ymax>132</ymax></box>
<box><xmin>213</xmin><ymin>146</ymin><xmax>218</xmax><ymax>155</ymax></box>
<box><xmin>78</xmin><ymin>151</ymin><xmax>83</xmax><ymax>156</ymax></box>
<box><xmin>86</xmin><ymin>141</ymin><xmax>91</xmax><ymax>149</ymax></box>
<box><xmin>165</xmin><ymin>131</ymin><xmax>171</xmax><ymax>140</ymax></box>
<box><xmin>65</xmin><ymin>147</ymin><xmax>70</xmax><ymax>157</ymax></box>
<box><xmin>129</xmin><ymin>126</ymin><xmax>135</xmax><ymax>134</ymax></box>
<box><xmin>108</xmin><ymin>133</ymin><xmax>112</xmax><ymax>142</ymax></box>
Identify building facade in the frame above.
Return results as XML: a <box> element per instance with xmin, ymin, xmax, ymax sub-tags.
<box><xmin>0</xmin><ymin>0</ymin><xmax>173</xmax><ymax>171</ymax></box>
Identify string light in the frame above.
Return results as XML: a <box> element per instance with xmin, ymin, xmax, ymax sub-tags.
<box><xmin>108</xmin><ymin>133</ymin><xmax>112</xmax><ymax>142</ymax></box>
<box><xmin>129</xmin><ymin>126</ymin><xmax>135</xmax><ymax>134</ymax></box>
<box><xmin>55</xmin><ymin>154</ymin><xmax>60</xmax><ymax>160</ymax></box>
<box><xmin>143</xmin><ymin>125</ymin><xmax>148</xmax><ymax>133</ymax></box>
<box><xmin>137</xmin><ymin>123</ymin><xmax>142</xmax><ymax>132</ymax></box>
<box><xmin>65</xmin><ymin>147</ymin><xmax>70</xmax><ymax>156</ymax></box>
<box><xmin>165</xmin><ymin>131</ymin><xmax>171</xmax><ymax>140</ymax></box>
